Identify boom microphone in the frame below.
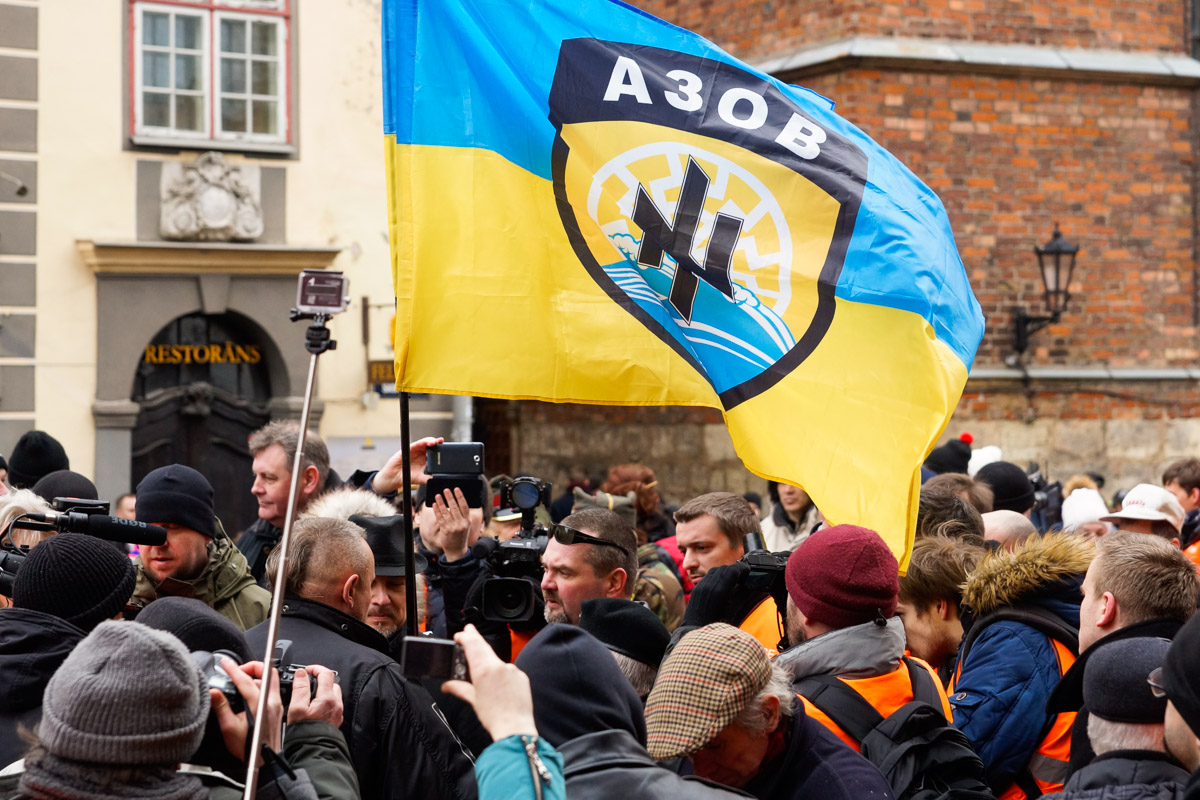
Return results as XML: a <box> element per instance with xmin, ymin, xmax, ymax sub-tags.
<box><xmin>21</xmin><ymin>511</ymin><xmax>168</xmax><ymax>546</ymax></box>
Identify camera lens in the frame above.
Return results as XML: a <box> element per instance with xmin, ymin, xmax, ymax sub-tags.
<box><xmin>483</xmin><ymin>578</ymin><xmax>534</xmax><ymax>621</ymax></box>
<box><xmin>511</xmin><ymin>480</ymin><xmax>540</xmax><ymax>511</ymax></box>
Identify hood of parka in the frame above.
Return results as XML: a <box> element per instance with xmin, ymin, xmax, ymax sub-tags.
<box><xmin>962</xmin><ymin>532</ymin><xmax>1094</xmax><ymax>616</ymax></box>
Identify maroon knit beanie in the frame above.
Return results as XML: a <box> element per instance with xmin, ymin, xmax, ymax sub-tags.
<box><xmin>785</xmin><ymin>525</ymin><xmax>899</xmax><ymax>628</ymax></box>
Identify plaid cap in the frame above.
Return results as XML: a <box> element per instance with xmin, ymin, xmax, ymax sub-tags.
<box><xmin>644</xmin><ymin>623</ymin><xmax>771</xmax><ymax>760</ymax></box>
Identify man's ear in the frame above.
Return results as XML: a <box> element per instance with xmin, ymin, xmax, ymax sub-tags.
<box><xmin>300</xmin><ymin>464</ymin><xmax>321</xmax><ymax>496</ymax></box>
<box><xmin>761</xmin><ymin>692</ymin><xmax>781</xmax><ymax>731</ymax></box>
<box><xmin>605</xmin><ymin>568</ymin><xmax>629</xmax><ymax>598</ymax></box>
<box><xmin>1098</xmin><ymin>591</ymin><xmax>1119</xmax><ymax>628</ymax></box>
<box><xmin>340</xmin><ymin>572</ymin><xmax>361</xmax><ymax>610</ymax></box>
<box><xmin>935</xmin><ymin>598</ymin><xmax>954</xmax><ymax>621</ymax></box>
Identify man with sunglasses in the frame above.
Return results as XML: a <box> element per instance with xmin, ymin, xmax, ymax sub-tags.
<box><xmin>541</xmin><ymin>509</ymin><xmax>638</xmax><ymax>625</ymax></box>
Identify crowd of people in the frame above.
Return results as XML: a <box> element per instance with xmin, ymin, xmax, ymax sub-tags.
<box><xmin>2</xmin><ymin>422</ymin><xmax>1200</xmax><ymax>800</ymax></box>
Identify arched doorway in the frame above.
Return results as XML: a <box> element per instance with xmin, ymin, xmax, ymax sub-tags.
<box><xmin>130</xmin><ymin>312</ymin><xmax>272</xmax><ymax>535</ymax></box>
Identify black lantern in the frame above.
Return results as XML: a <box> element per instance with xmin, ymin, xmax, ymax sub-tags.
<box><xmin>1013</xmin><ymin>225</ymin><xmax>1079</xmax><ymax>355</ymax></box>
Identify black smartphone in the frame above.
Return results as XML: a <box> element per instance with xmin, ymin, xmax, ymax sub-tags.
<box><xmin>425</xmin><ymin>475</ymin><xmax>485</xmax><ymax>508</ymax></box>
<box><xmin>427</xmin><ymin>442</ymin><xmax>485</xmax><ymax>475</ymax></box>
<box><xmin>400</xmin><ymin>636</ymin><xmax>470</xmax><ymax>681</ymax></box>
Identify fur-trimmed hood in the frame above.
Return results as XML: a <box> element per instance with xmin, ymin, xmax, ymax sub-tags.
<box><xmin>962</xmin><ymin>533</ymin><xmax>1094</xmax><ymax>616</ymax></box>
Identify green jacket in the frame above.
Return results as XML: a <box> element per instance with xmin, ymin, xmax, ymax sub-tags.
<box><xmin>131</xmin><ymin>518</ymin><xmax>271</xmax><ymax>631</ymax></box>
<box><xmin>199</xmin><ymin>720</ymin><xmax>361</xmax><ymax>800</ymax></box>
<box><xmin>1</xmin><ymin>721</ymin><xmax>359</xmax><ymax>800</ymax></box>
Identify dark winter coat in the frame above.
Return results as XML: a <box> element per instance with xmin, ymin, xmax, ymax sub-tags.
<box><xmin>741</xmin><ymin>710</ymin><xmax>896</xmax><ymax>800</ymax></box>
<box><xmin>559</xmin><ymin>730</ymin><xmax>750</xmax><ymax>800</ymax></box>
<box><xmin>1043</xmin><ymin>751</ymin><xmax>1188</xmax><ymax>800</ymax></box>
<box><xmin>1184</xmin><ymin>767</ymin><xmax>1200</xmax><ymax>800</ymax></box>
<box><xmin>516</xmin><ymin>624</ymin><xmax>747</xmax><ymax>799</ymax></box>
<box><xmin>1047</xmin><ymin>618</ymin><xmax>1184</xmax><ymax>778</ymax></box>
<box><xmin>245</xmin><ymin>596</ymin><xmax>477</xmax><ymax>800</ymax></box>
<box><xmin>0</xmin><ymin>609</ymin><xmax>86</xmax><ymax>766</ymax></box>
<box><xmin>952</xmin><ymin>533</ymin><xmax>1094</xmax><ymax>793</ymax></box>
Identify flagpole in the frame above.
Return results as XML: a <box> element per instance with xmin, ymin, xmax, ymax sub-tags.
<box><xmin>400</xmin><ymin>391</ymin><xmax>418</xmax><ymax>635</ymax></box>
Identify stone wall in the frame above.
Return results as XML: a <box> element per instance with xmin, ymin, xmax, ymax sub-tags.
<box><xmin>948</xmin><ymin>379</ymin><xmax>1200</xmax><ymax>491</ymax></box>
<box><xmin>507</xmin><ymin>402</ymin><xmax>764</xmax><ymax>506</ymax></box>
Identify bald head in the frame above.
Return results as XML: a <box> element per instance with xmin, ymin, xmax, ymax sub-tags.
<box><xmin>983</xmin><ymin>510</ymin><xmax>1037</xmax><ymax>551</ymax></box>
<box><xmin>267</xmin><ymin>517</ymin><xmax>374</xmax><ymax>619</ymax></box>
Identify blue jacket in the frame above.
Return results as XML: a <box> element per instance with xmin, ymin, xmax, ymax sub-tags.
<box><xmin>951</xmin><ymin>534</ymin><xmax>1094</xmax><ymax>793</ymax></box>
<box><xmin>476</xmin><ymin>736</ymin><xmax>565</xmax><ymax>800</ymax></box>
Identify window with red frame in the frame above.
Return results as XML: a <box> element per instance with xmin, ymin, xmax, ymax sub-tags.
<box><xmin>132</xmin><ymin>0</ymin><xmax>290</xmax><ymax>147</ymax></box>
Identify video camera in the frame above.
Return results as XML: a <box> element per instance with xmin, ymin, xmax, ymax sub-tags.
<box><xmin>1027</xmin><ymin>462</ymin><xmax>1064</xmax><ymax>532</ymax></box>
<box><xmin>740</xmin><ymin>532</ymin><xmax>789</xmax><ymax>596</ymax></box>
<box><xmin>0</xmin><ymin>497</ymin><xmax>168</xmax><ymax>597</ymax></box>
<box><xmin>473</xmin><ymin>476</ymin><xmax>553</xmax><ymax>623</ymax></box>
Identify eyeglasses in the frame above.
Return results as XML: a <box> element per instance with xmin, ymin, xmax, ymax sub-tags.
<box><xmin>550</xmin><ymin>523</ymin><xmax>630</xmax><ymax>556</ymax></box>
<box><xmin>1148</xmin><ymin>666</ymin><xmax>1167</xmax><ymax>699</ymax></box>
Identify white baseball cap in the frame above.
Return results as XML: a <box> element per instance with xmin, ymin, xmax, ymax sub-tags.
<box><xmin>1101</xmin><ymin>483</ymin><xmax>1185</xmax><ymax>533</ymax></box>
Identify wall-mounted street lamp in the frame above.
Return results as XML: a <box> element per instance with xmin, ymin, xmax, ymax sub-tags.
<box><xmin>1013</xmin><ymin>225</ymin><xmax>1079</xmax><ymax>356</ymax></box>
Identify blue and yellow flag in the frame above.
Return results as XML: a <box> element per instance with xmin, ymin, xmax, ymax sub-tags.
<box><xmin>382</xmin><ymin>0</ymin><xmax>985</xmax><ymax>565</ymax></box>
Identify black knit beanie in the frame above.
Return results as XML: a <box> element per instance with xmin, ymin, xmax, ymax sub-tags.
<box><xmin>1164</xmin><ymin>612</ymin><xmax>1200</xmax><ymax>736</ymax></box>
<box><xmin>136</xmin><ymin>464</ymin><xmax>215</xmax><ymax>537</ymax></box>
<box><xmin>8</xmin><ymin>430</ymin><xmax>69</xmax><ymax>490</ymax></box>
<box><xmin>579</xmin><ymin>597</ymin><xmax>670</xmax><ymax>668</ymax></box>
<box><xmin>137</xmin><ymin>596</ymin><xmax>252</xmax><ymax>662</ymax></box>
<box><xmin>924</xmin><ymin>433</ymin><xmax>974</xmax><ymax>475</ymax></box>
<box><xmin>12</xmin><ymin>533</ymin><xmax>137</xmax><ymax>631</ymax></box>
<box><xmin>32</xmin><ymin>470</ymin><xmax>99</xmax><ymax>502</ymax></box>
<box><xmin>976</xmin><ymin>461</ymin><xmax>1036</xmax><ymax>514</ymax></box>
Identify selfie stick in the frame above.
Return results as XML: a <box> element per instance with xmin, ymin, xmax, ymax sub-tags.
<box><xmin>400</xmin><ymin>391</ymin><xmax>418</xmax><ymax>636</ymax></box>
<box><xmin>244</xmin><ymin>309</ymin><xmax>337</xmax><ymax>800</ymax></box>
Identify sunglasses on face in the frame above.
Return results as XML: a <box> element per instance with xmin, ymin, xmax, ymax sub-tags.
<box><xmin>550</xmin><ymin>523</ymin><xmax>630</xmax><ymax>556</ymax></box>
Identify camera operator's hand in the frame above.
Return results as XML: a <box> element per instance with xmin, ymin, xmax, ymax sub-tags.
<box><xmin>210</xmin><ymin>658</ymin><xmax>284</xmax><ymax>764</ymax></box>
<box><xmin>432</xmin><ymin>487</ymin><xmax>475</xmax><ymax>561</ymax></box>
<box><xmin>372</xmin><ymin>436</ymin><xmax>445</xmax><ymax>494</ymax></box>
<box><xmin>286</xmin><ymin>664</ymin><xmax>344</xmax><ymax>728</ymax></box>
<box><xmin>443</xmin><ymin>624</ymin><xmax>538</xmax><ymax>741</ymax></box>
<box><xmin>682</xmin><ymin>561</ymin><xmax>765</xmax><ymax>628</ymax></box>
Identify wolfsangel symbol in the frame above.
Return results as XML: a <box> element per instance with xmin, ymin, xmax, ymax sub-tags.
<box><xmin>548</xmin><ymin>38</ymin><xmax>868</xmax><ymax>410</ymax></box>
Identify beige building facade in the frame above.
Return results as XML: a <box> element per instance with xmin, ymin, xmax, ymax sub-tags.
<box><xmin>0</xmin><ymin>0</ymin><xmax>453</xmax><ymax>531</ymax></box>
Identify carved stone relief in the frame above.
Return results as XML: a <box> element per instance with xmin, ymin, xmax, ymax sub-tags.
<box><xmin>160</xmin><ymin>152</ymin><xmax>264</xmax><ymax>242</ymax></box>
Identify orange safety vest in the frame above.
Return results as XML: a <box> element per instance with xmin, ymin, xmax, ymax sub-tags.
<box><xmin>510</xmin><ymin>627</ymin><xmax>536</xmax><ymax>661</ymax></box>
<box><xmin>1184</xmin><ymin>540</ymin><xmax>1200</xmax><ymax>573</ymax></box>
<box><xmin>739</xmin><ymin>597</ymin><xmax>783</xmax><ymax>657</ymax></box>
<box><xmin>799</xmin><ymin>657</ymin><xmax>953</xmax><ymax>752</ymax></box>
<box><xmin>951</xmin><ymin>637</ymin><xmax>1075</xmax><ymax>800</ymax></box>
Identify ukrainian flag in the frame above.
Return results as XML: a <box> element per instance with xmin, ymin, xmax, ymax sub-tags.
<box><xmin>383</xmin><ymin>0</ymin><xmax>985</xmax><ymax>566</ymax></box>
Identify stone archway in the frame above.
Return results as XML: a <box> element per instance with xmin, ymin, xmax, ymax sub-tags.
<box><xmin>85</xmin><ymin>249</ymin><xmax>339</xmax><ymax>505</ymax></box>
<box><xmin>129</xmin><ymin>311</ymin><xmax>274</xmax><ymax>533</ymax></box>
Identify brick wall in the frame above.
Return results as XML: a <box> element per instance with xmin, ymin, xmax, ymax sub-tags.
<box><xmin>799</xmin><ymin>69</ymin><xmax>1197</xmax><ymax>368</ymax></box>
<box><xmin>633</xmin><ymin>0</ymin><xmax>1190</xmax><ymax>59</ymax></box>
<box><xmin>490</xmin><ymin>2</ymin><xmax>1200</xmax><ymax>498</ymax></box>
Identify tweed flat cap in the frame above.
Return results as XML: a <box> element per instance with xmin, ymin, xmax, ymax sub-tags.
<box><xmin>643</xmin><ymin>623</ymin><xmax>771</xmax><ymax>760</ymax></box>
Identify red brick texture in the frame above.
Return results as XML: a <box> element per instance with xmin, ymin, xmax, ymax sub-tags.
<box><xmin>632</xmin><ymin>0</ymin><xmax>1190</xmax><ymax>59</ymax></box>
<box><xmin>800</xmin><ymin>70</ymin><xmax>1197</xmax><ymax>368</ymax></box>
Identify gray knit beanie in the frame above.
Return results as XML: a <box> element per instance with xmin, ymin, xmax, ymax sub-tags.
<box><xmin>38</xmin><ymin>621</ymin><xmax>209</xmax><ymax>765</ymax></box>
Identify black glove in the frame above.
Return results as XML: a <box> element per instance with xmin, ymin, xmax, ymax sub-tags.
<box><xmin>682</xmin><ymin>561</ymin><xmax>769</xmax><ymax>629</ymax></box>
